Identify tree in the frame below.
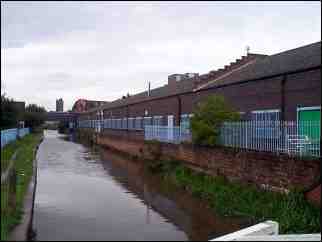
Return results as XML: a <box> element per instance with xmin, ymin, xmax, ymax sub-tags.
<box><xmin>1</xmin><ymin>94</ymin><xmax>20</xmax><ymax>129</ymax></box>
<box><xmin>24</xmin><ymin>104</ymin><xmax>47</xmax><ymax>131</ymax></box>
<box><xmin>190</xmin><ymin>95</ymin><xmax>240</xmax><ymax>146</ymax></box>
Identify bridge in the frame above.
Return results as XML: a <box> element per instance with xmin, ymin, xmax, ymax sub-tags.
<box><xmin>45</xmin><ymin>111</ymin><xmax>79</xmax><ymax>123</ymax></box>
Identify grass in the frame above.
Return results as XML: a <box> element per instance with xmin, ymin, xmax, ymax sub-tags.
<box><xmin>1</xmin><ymin>139</ymin><xmax>20</xmax><ymax>171</ymax></box>
<box><xmin>1</xmin><ymin>133</ymin><xmax>43</xmax><ymax>241</ymax></box>
<box><xmin>146</xmin><ymin>159</ymin><xmax>321</xmax><ymax>234</ymax></box>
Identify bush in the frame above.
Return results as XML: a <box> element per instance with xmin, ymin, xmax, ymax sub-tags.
<box><xmin>191</xmin><ymin>95</ymin><xmax>240</xmax><ymax>146</ymax></box>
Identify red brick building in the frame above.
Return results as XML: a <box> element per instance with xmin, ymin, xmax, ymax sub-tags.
<box><xmin>72</xmin><ymin>99</ymin><xmax>109</xmax><ymax>113</ymax></box>
<box><xmin>78</xmin><ymin>41</ymin><xmax>321</xmax><ymax>134</ymax></box>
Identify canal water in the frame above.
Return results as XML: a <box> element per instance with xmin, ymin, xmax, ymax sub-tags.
<box><xmin>34</xmin><ymin>130</ymin><xmax>250</xmax><ymax>241</ymax></box>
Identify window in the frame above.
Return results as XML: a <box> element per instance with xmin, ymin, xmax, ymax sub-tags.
<box><xmin>114</xmin><ymin>119</ymin><xmax>118</xmax><ymax>129</ymax></box>
<box><xmin>107</xmin><ymin>119</ymin><xmax>111</xmax><ymax>129</ymax></box>
<box><xmin>143</xmin><ymin>117</ymin><xmax>152</xmax><ymax>128</ymax></box>
<box><xmin>118</xmin><ymin>119</ymin><xmax>122</xmax><ymax>129</ymax></box>
<box><xmin>103</xmin><ymin>119</ymin><xmax>107</xmax><ymax>129</ymax></box>
<box><xmin>153</xmin><ymin>116</ymin><xmax>163</xmax><ymax>126</ymax></box>
<box><xmin>112</xmin><ymin>119</ymin><xmax>116</xmax><ymax>129</ymax></box>
<box><xmin>128</xmin><ymin>118</ymin><xmax>134</xmax><ymax>130</ymax></box>
<box><xmin>135</xmin><ymin>117</ymin><xmax>142</xmax><ymax>130</ymax></box>
<box><xmin>251</xmin><ymin>110</ymin><xmax>280</xmax><ymax>121</ymax></box>
<box><xmin>122</xmin><ymin>118</ymin><xmax>127</xmax><ymax>129</ymax></box>
<box><xmin>180</xmin><ymin>114</ymin><xmax>192</xmax><ymax>132</ymax></box>
<box><xmin>239</xmin><ymin>112</ymin><xmax>247</xmax><ymax>120</ymax></box>
<box><xmin>251</xmin><ymin>110</ymin><xmax>280</xmax><ymax>138</ymax></box>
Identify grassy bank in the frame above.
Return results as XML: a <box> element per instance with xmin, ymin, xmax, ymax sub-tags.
<box><xmin>1</xmin><ymin>133</ymin><xmax>43</xmax><ymax>241</ymax></box>
<box><xmin>146</xmin><ymin>159</ymin><xmax>320</xmax><ymax>234</ymax></box>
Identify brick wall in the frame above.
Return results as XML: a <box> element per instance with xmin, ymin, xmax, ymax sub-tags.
<box><xmin>80</xmin><ymin>68</ymin><xmax>321</xmax><ymax>124</ymax></box>
<box><xmin>95</xmin><ymin>132</ymin><xmax>321</xmax><ymax>195</ymax></box>
<box><xmin>305</xmin><ymin>184</ymin><xmax>321</xmax><ymax>206</ymax></box>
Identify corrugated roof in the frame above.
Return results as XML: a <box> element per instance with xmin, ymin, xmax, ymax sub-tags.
<box><xmin>84</xmin><ymin>41</ymin><xmax>321</xmax><ymax>114</ymax></box>
<box><xmin>202</xmin><ymin>41</ymin><xmax>321</xmax><ymax>89</ymax></box>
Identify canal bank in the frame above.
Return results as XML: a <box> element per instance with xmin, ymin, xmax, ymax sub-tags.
<box><xmin>76</xmin><ymin>128</ymin><xmax>320</xmax><ymax>235</ymax></box>
<box><xmin>1</xmin><ymin>133</ymin><xmax>43</xmax><ymax>241</ymax></box>
<box><xmin>33</xmin><ymin>130</ymin><xmax>250</xmax><ymax>241</ymax></box>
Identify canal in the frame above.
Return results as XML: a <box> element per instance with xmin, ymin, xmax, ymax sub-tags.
<box><xmin>33</xmin><ymin>130</ymin><xmax>249</xmax><ymax>241</ymax></box>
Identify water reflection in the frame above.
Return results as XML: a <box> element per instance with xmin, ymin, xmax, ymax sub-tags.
<box><xmin>98</xmin><ymin>148</ymin><xmax>251</xmax><ymax>241</ymax></box>
<box><xmin>34</xmin><ymin>130</ymin><xmax>250</xmax><ymax>241</ymax></box>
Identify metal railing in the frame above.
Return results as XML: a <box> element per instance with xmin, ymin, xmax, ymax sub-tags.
<box><xmin>1</xmin><ymin>128</ymin><xmax>30</xmax><ymax>148</ymax></box>
<box><xmin>78</xmin><ymin>119</ymin><xmax>320</xmax><ymax>157</ymax></box>
<box><xmin>1</xmin><ymin>151</ymin><xmax>18</xmax><ymax>240</ymax></box>
<box><xmin>220</xmin><ymin>121</ymin><xmax>320</xmax><ymax>157</ymax></box>
<box><xmin>144</xmin><ymin>125</ymin><xmax>192</xmax><ymax>144</ymax></box>
<box><xmin>18</xmin><ymin>128</ymin><xmax>30</xmax><ymax>138</ymax></box>
<box><xmin>78</xmin><ymin>119</ymin><xmax>144</xmax><ymax>131</ymax></box>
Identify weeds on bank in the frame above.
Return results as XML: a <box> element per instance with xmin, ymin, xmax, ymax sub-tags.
<box><xmin>145</xmin><ymin>159</ymin><xmax>320</xmax><ymax>234</ymax></box>
<box><xmin>1</xmin><ymin>133</ymin><xmax>42</xmax><ymax>241</ymax></box>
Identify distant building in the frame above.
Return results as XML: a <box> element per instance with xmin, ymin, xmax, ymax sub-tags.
<box><xmin>56</xmin><ymin>98</ymin><xmax>64</xmax><ymax>112</ymax></box>
<box><xmin>72</xmin><ymin>99</ymin><xmax>109</xmax><ymax>113</ymax></box>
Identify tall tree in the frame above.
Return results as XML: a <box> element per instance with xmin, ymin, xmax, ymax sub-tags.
<box><xmin>1</xmin><ymin>94</ymin><xmax>20</xmax><ymax>129</ymax></box>
<box><xmin>24</xmin><ymin>104</ymin><xmax>47</xmax><ymax>130</ymax></box>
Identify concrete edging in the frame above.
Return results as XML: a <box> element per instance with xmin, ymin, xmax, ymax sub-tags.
<box><xmin>9</xmin><ymin>136</ymin><xmax>43</xmax><ymax>241</ymax></box>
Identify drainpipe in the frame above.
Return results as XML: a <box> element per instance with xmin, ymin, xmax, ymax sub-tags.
<box><xmin>281</xmin><ymin>75</ymin><xmax>287</xmax><ymax>121</ymax></box>
<box><xmin>177</xmin><ymin>96</ymin><xmax>182</xmax><ymax>126</ymax></box>
<box><xmin>281</xmin><ymin>75</ymin><xmax>287</xmax><ymax>150</ymax></box>
<box><xmin>126</xmin><ymin>105</ymin><xmax>129</xmax><ymax>139</ymax></box>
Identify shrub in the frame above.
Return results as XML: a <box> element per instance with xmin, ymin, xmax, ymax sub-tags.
<box><xmin>190</xmin><ymin>95</ymin><xmax>240</xmax><ymax>146</ymax></box>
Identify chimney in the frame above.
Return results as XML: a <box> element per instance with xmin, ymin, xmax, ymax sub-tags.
<box><xmin>148</xmin><ymin>81</ymin><xmax>151</xmax><ymax>97</ymax></box>
<box><xmin>168</xmin><ymin>73</ymin><xmax>198</xmax><ymax>86</ymax></box>
<box><xmin>168</xmin><ymin>74</ymin><xmax>180</xmax><ymax>86</ymax></box>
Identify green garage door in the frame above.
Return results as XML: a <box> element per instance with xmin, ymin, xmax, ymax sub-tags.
<box><xmin>298</xmin><ymin>108</ymin><xmax>321</xmax><ymax>141</ymax></box>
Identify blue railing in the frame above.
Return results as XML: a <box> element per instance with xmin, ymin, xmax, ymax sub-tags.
<box><xmin>144</xmin><ymin>125</ymin><xmax>192</xmax><ymax>144</ymax></box>
<box><xmin>18</xmin><ymin>128</ymin><xmax>30</xmax><ymax>138</ymax></box>
<box><xmin>1</xmin><ymin>128</ymin><xmax>30</xmax><ymax>148</ymax></box>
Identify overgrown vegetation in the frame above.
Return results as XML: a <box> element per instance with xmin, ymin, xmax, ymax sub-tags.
<box><xmin>145</xmin><ymin>159</ymin><xmax>320</xmax><ymax>234</ymax></box>
<box><xmin>1</xmin><ymin>133</ymin><xmax>43</xmax><ymax>241</ymax></box>
<box><xmin>1</xmin><ymin>93</ymin><xmax>47</xmax><ymax>131</ymax></box>
<box><xmin>191</xmin><ymin>95</ymin><xmax>240</xmax><ymax>146</ymax></box>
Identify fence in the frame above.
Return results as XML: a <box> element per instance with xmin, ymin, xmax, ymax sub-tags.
<box><xmin>143</xmin><ymin>121</ymin><xmax>320</xmax><ymax>157</ymax></box>
<box><xmin>220</xmin><ymin>121</ymin><xmax>320</xmax><ymax>157</ymax></box>
<box><xmin>1</xmin><ymin>151</ymin><xmax>18</xmax><ymax>240</ymax></box>
<box><xmin>78</xmin><ymin>119</ymin><xmax>320</xmax><ymax>158</ymax></box>
<box><xmin>78</xmin><ymin>119</ymin><xmax>145</xmax><ymax>131</ymax></box>
<box><xmin>1</xmin><ymin>128</ymin><xmax>30</xmax><ymax>148</ymax></box>
<box><xmin>18</xmin><ymin>128</ymin><xmax>30</xmax><ymax>138</ymax></box>
<box><xmin>144</xmin><ymin>125</ymin><xmax>192</xmax><ymax>144</ymax></box>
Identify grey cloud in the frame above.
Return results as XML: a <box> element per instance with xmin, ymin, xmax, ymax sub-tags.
<box><xmin>1</xmin><ymin>2</ymin><xmax>107</xmax><ymax>48</ymax></box>
<box><xmin>1</xmin><ymin>1</ymin><xmax>321</xmax><ymax>110</ymax></box>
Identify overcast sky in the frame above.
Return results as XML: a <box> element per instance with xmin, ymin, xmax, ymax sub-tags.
<box><xmin>1</xmin><ymin>1</ymin><xmax>321</xmax><ymax>111</ymax></box>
